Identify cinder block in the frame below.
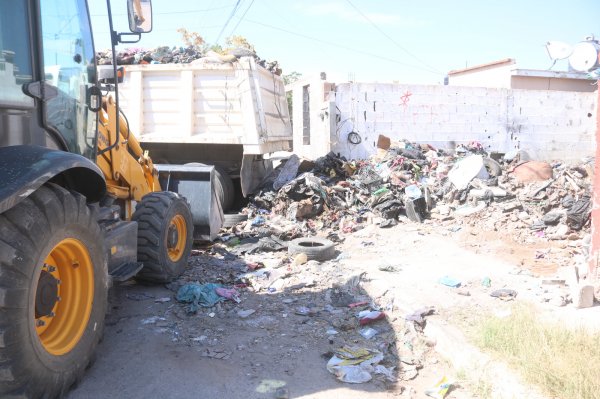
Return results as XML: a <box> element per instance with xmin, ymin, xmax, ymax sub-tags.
<box><xmin>572</xmin><ymin>284</ymin><xmax>595</xmax><ymax>309</ymax></box>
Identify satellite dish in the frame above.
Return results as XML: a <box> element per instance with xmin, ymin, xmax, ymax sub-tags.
<box><xmin>569</xmin><ymin>41</ymin><xmax>600</xmax><ymax>72</ymax></box>
<box><xmin>545</xmin><ymin>41</ymin><xmax>572</xmax><ymax>61</ymax></box>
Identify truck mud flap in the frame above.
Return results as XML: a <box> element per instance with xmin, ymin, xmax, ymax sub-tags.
<box><xmin>155</xmin><ymin>164</ymin><xmax>224</xmax><ymax>241</ymax></box>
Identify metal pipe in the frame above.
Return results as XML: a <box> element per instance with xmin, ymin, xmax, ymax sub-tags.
<box><xmin>589</xmin><ymin>81</ymin><xmax>600</xmax><ymax>281</ymax></box>
<box><xmin>97</xmin><ymin>0</ymin><xmax>120</xmax><ymax>156</ymax></box>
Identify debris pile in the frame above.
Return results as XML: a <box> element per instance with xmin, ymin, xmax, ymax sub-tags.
<box><xmin>242</xmin><ymin>137</ymin><xmax>592</xmax><ymax>250</ymax></box>
<box><xmin>96</xmin><ymin>46</ymin><xmax>282</xmax><ymax>74</ymax></box>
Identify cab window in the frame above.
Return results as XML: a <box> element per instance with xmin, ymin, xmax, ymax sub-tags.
<box><xmin>40</xmin><ymin>0</ymin><xmax>97</xmax><ymax>158</ymax></box>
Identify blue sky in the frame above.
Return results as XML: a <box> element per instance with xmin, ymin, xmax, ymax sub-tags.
<box><xmin>89</xmin><ymin>0</ymin><xmax>600</xmax><ymax>84</ymax></box>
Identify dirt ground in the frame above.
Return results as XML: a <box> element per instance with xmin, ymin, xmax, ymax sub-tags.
<box><xmin>68</xmin><ymin>216</ymin><xmax>598</xmax><ymax>399</ymax></box>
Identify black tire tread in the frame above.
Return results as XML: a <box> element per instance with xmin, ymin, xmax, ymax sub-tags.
<box><xmin>222</xmin><ymin>213</ymin><xmax>249</xmax><ymax>228</ymax></box>
<box><xmin>132</xmin><ymin>191</ymin><xmax>193</xmax><ymax>283</ymax></box>
<box><xmin>183</xmin><ymin>163</ymin><xmax>234</xmax><ymax>211</ymax></box>
<box><xmin>288</xmin><ymin>237</ymin><xmax>336</xmax><ymax>261</ymax></box>
<box><xmin>0</xmin><ymin>183</ymin><xmax>107</xmax><ymax>398</ymax></box>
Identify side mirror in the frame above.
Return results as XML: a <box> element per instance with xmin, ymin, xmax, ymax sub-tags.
<box><xmin>127</xmin><ymin>0</ymin><xmax>152</xmax><ymax>33</ymax></box>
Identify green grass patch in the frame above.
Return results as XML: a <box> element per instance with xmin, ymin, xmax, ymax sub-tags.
<box><xmin>475</xmin><ymin>304</ymin><xmax>600</xmax><ymax>399</ymax></box>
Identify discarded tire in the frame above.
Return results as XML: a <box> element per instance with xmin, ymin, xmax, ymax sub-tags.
<box><xmin>288</xmin><ymin>237</ymin><xmax>336</xmax><ymax>261</ymax></box>
<box><xmin>483</xmin><ymin>157</ymin><xmax>502</xmax><ymax>177</ymax></box>
<box><xmin>223</xmin><ymin>213</ymin><xmax>249</xmax><ymax>228</ymax></box>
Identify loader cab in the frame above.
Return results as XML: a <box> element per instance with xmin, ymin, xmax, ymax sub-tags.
<box><xmin>0</xmin><ymin>0</ymin><xmax>99</xmax><ymax>159</ymax></box>
<box><xmin>0</xmin><ymin>0</ymin><xmax>152</xmax><ymax>160</ymax></box>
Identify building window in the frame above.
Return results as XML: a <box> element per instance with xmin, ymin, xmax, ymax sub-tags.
<box><xmin>302</xmin><ymin>84</ymin><xmax>310</xmax><ymax>145</ymax></box>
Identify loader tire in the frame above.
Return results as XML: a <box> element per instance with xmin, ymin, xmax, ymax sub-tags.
<box><xmin>0</xmin><ymin>183</ymin><xmax>108</xmax><ymax>398</ymax></box>
<box><xmin>133</xmin><ymin>192</ymin><xmax>193</xmax><ymax>283</ymax></box>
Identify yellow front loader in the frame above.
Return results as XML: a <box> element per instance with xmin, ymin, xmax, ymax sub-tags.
<box><xmin>0</xmin><ymin>1</ymin><xmax>215</xmax><ymax>397</ymax></box>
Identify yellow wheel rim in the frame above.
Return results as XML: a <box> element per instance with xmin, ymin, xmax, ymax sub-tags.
<box><xmin>167</xmin><ymin>214</ymin><xmax>186</xmax><ymax>262</ymax></box>
<box><xmin>35</xmin><ymin>238</ymin><xmax>94</xmax><ymax>356</ymax></box>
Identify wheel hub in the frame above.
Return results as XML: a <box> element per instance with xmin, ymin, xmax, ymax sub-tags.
<box><xmin>35</xmin><ymin>270</ymin><xmax>58</xmax><ymax>318</ymax></box>
<box><xmin>167</xmin><ymin>224</ymin><xmax>179</xmax><ymax>249</ymax></box>
<box><xmin>166</xmin><ymin>214</ymin><xmax>187</xmax><ymax>262</ymax></box>
<box><xmin>36</xmin><ymin>238</ymin><xmax>94</xmax><ymax>356</ymax></box>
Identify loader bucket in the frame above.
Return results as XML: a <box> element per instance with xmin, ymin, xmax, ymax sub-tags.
<box><xmin>155</xmin><ymin>164</ymin><xmax>224</xmax><ymax>241</ymax></box>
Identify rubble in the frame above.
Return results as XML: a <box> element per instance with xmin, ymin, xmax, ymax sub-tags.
<box><xmin>511</xmin><ymin>160</ymin><xmax>554</xmax><ymax>183</ymax></box>
<box><xmin>96</xmin><ymin>45</ymin><xmax>283</xmax><ymax>74</ymax></box>
<box><xmin>230</xmin><ymin>136</ymin><xmax>593</xmax><ymax>267</ymax></box>
<box><xmin>572</xmin><ymin>284</ymin><xmax>595</xmax><ymax>309</ymax></box>
<box><xmin>425</xmin><ymin>376</ymin><xmax>453</xmax><ymax>399</ymax></box>
<box><xmin>326</xmin><ymin>346</ymin><xmax>385</xmax><ymax>383</ymax></box>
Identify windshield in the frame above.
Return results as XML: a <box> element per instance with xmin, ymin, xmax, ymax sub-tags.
<box><xmin>40</xmin><ymin>0</ymin><xmax>97</xmax><ymax>158</ymax></box>
<box><xmin>0</xmin><ymin>0</ymin><xmax>34</xmax><ymax>108</ymax></box>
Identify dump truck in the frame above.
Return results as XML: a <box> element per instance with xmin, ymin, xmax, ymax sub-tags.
<box><xmin>115</xmin><ymin>57</ymin><xmax>293</xmax><ymax>239</ymax></box>
<box><xmin>0</xmin><ymin>0</ymin><xmax>218</xmax><ymax>396</ymax></box>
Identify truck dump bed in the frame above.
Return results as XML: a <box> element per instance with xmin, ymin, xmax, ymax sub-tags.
<box><xmin>118</xmin><ymin>57</ymin><xmax>292</xmax><ymax>155</ymax></box>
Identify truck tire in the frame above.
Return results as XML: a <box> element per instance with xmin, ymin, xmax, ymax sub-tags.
<box><xmin>0</xmin><ymin>184</ymin><xmax>108</xmax><ymax>398</ymax></box>
<box><xmin>184</xmin><ymin>163</ymin><xmax>234</xmax><ymax>211</ymax></box>
<box><xmin>222</xmin><ymin>213</ymin><xmax>249</xmax><ymax>228</ymax></box>
<box><xmin>133</xmin><ymin>192</ymin><xmax>193</xmax><ymax>283</ymax></box>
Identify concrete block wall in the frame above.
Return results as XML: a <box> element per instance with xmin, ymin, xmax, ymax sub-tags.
<box><xmin>289</xmin><ymin>78</ymin><xmax>332</xmax><ymax>160</ymax></box>
<box><xmin>326</xmin><ymin>83</ymin><xmax>597</xmax><ymax>161</ymax></box>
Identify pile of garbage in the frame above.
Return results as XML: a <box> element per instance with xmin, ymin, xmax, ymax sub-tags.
<box><xmin>448</xmin><ymin>157</ymin><xmax>593</xmax><ymax>243</ymax></box>
<box><xmin>96</xmin><ymin>46</ymin><xmax>282</xmax><ymax>74</ymax></box>
<box><xmin>240</xmin><ymin>136</ymin><xmax>592</xmax><ymax>245</ymax></box>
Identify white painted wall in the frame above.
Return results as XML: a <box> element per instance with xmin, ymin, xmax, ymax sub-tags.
<box><xmin>289</xmin><ymin>80</ymin><xmax>597</xmax><ymax>161</ymax></box>
<box><xmin>448</xmin><ymin>62</ymin><xmax>514</xmax><ymax>88</ymax></box>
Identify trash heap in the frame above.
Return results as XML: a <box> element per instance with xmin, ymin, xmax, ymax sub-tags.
<box><xmin>96</xmin><ymin>46</ymin><xmax>282</xmax><ymax>74</ymax></box>
<box><xmin>242</xmin><ymin>137</ymin><xmax>592</xmax><ymax>249</ymax></box>
<box><xmin>447</xmin><ymin>157</ymin><xmax>594</xmax><ymax>244</ymax></box>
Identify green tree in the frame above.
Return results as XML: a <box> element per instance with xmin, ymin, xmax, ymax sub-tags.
<box><xmin>283</xmin><ymin>71</ymin><xmax>302</xmax><ymax>85</ymax></box>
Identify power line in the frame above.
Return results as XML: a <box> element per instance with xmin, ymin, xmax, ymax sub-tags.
<box><xmin>157</xmin><ymin>5</ymin><xmax>235</xmax><ymax>15</ymax></box>
<box><xmin>197</xmin><ymin>0</ymin><xmax>220</xmax><ymax>33</ymax></box>
<box><xmin>344</xmin><ymin>0</ymin><xmax>442</xmax><ymax>74</ymax></box>
<box><xmin>214</xmin><ymin>0</ymin><xmax>243</xmax><ymax>44</ymax></box>
<box><xmin>260</xmin><ymin>0</ymin><xmax>302</xmax><ymax>32</ymax></box>
<box><xmin>243</xmin><ymin>18</ymin><xmax>442</xmax><ymax>75</ymax></box>
<box><xmin>91</xmin><ymin>4</ymin><xmax>235</xmax><ymax>17</ymax></box>
<box><xmin>228</xmin><ymin>0</ymin><xmax>255</xmax><ymax>38</ymax></box>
